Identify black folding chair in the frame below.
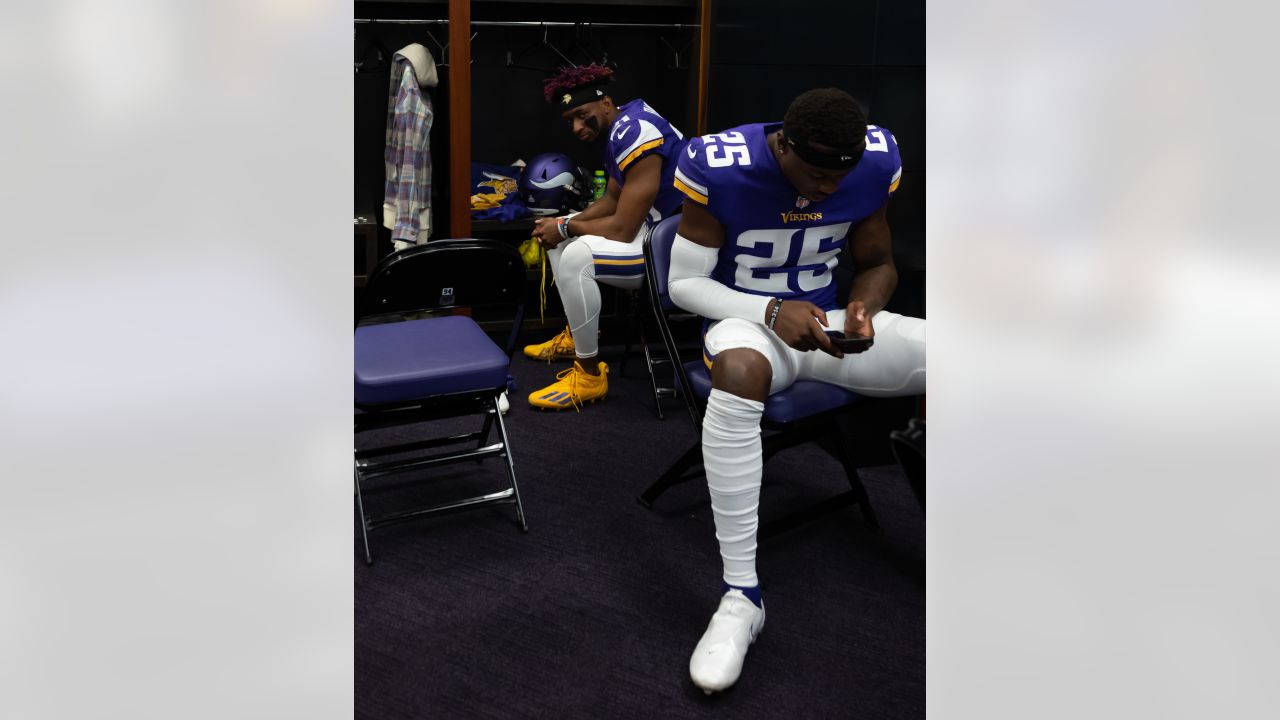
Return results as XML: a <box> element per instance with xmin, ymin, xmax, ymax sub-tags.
<box><xmin>616</xmin><ymin>285</ymin><xmax>689</xmax><ymax>420</ymax></box>
<box><xmin>637</xmin><ymin>216</ymin><xmax>880</xmax><ymax>538</ymax></box>
<box><xmin>355</xmin><ymin>239</ymin><xmax>528</xmax><ymax>564</ymax></box>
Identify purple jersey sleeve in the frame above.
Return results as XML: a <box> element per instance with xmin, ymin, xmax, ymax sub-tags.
<box><xmin>673</xmin><ymin>135</ymin><xmax>711</xmax><ymax>208</ymax></box>
<box><xmin>865</xmin><ymin>124</ymin><xmax>903</xmax><ymax>198</ymax></box>
<box><xmin>609</xmin><ymin>113</ymin><xmax>666</xmax><ymax>174</ymax></box>
<box><xmin>602</xmin><ymin>99</ymin><xmax>689</xmax><ymax>222</ymax></box>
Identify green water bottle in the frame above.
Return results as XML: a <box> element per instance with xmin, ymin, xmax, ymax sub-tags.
<box><xmin>592</xmin><ymin>170</ymin><xmax>607</xmax><ymax>202</ymax></box>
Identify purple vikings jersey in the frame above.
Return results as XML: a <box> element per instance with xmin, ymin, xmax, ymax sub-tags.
<box><xmin>601</xmin><ymin>98</ymin><xmax>688</xmax><ymax>225</ymax></box>
<box><xmin>674</xmin><ymin>122</ymin><xmax>902</xmax><ymax>311</ymax></box>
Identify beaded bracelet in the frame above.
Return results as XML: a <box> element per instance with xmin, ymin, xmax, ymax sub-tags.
<box><xmin>767</xmin><ymin>298</ymin><xmax>783</xmax><ymax>330</ymax></box>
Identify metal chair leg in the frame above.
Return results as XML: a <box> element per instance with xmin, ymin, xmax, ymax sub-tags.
<box><xmin>492</xmin><ymin>394</ymin><xmax>529</xmax><ymax>533</ymax></box>
<box><xmin>830</xmin><ymin>429</ymin><xmax>882</xmax><ymax>532</ymax></box>
<box><xmin>354</xmin><ymin>461</ymin><xmax>373</xmax><ymax>564</ymax></box>
<box><xmin>637</xmin><ymin>441</ymin><xmax>703</xmax><ymax>507</ymax></box>
<box><xmin>890</xmin><ymin>418</ymin><xmax>925</xmax><ymax>511</ymax></box>
<box><xmin>638</xmin><ymin>324</ymin><xmax>666</xmax><ymax>420</ymax></box>
<box><xmin>476</xmin><ymin>409</ymin><xmax>496</xmax><ymax>453</ymax></box>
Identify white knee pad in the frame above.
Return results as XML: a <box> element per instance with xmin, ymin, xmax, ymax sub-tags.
<box><xmin>557</xmin><ymin>239</ymin><xmax>595</xmax><ymax>279</ymax></box>
<box><xmin>704</xmin><ymin>319</ymin><xmax>798</xmax><ymax>395</ymax></box>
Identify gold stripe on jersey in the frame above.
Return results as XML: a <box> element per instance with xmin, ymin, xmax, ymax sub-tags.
<box><xmin>675</xmin><ymin>177</ymin><xmax>708</xmax><ymax>205</ymax></box>
<box><xmin>594</xmin><ymin>257</ymin><xmax>644</xmax><ymax>266</ymax></box>
<box><xmin>618</xmin><ymin>139</ymin><xmax>664</xmax><ymax>172</ymax></box>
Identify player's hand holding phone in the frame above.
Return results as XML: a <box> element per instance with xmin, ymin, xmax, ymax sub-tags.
<box><xmin>825</xmin><ymin>330</ymin><xmax>874</xmax><ymax>353</ymax></box>
<box><xmin>769</xmin><ymin>300</ymin><xmax>844</xmax><ymax>357</ymax></box>
<box><xmin>838</xmin><ymin>300</ymin><xmax>876</xmax><ymax>354</ymax></box>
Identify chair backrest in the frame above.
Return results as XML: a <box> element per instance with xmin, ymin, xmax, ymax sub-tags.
<box><xmin>643</xmin><ymin>215</ymin><xmax>704</xmax><ymax>430</ymax></box>
<box><xmin>359</xmin><ymin>239</ymin><xmax>526</xmax><ymax>355</ymax></box>
<box><xmin>644</xmin><ymin>215</ymin><xmax>683</xmax><ymax>312</ymax></box>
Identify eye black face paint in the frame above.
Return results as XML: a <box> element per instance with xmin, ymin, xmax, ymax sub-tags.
<box><xmin>584</xmin><ymin>115</ymin><xmax>600</xmax><ymax>132</ymax></box>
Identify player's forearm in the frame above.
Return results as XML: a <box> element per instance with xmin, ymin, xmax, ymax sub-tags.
<box><xmin>668</xmin><ymin>235</ymin><xmax>772</xmax><ymax>322</ymax></box>
<box><xmin>571</xmin><ymin>194</ymin><xmax>617</xmax><ymax>222</ymax></box>
<box><xmin>846</xmin><ymin>262</ymin><xmax>898</xmax><ymax>314</ymax></box>
<box><xmin>566</xmin><ymin>213</ymin><xmax>642</xmax><ymax>243</ymax></box>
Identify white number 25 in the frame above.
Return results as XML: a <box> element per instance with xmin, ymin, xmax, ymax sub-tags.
<box><xmin>705</xmin><ymin>131</ymin><xmax>752</xmax><ymax>168</ymax></box>
<box><xmin>865</xmin><ymin>126</ymin><xmax>890</xmax><ymax>153</ymax></box>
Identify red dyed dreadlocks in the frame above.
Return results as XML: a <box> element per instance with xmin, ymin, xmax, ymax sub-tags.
<box><xmin>542</xmin><ymin>64</ymin><xmax>615</xmax><ymax>103</ymax></box>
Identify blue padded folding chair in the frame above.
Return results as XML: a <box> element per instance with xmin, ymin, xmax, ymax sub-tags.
<box><xmin>636</xmin><ymin>216</ymin><xmax>880</xmax><ymax>538</ymax></box>
<box><xmin>355</xmin><ymin>239</ymin><xmax>528</xmax><ymax>564</ymax></box>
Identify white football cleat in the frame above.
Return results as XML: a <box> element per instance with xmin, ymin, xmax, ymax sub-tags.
<box><xmin>688</xmin><ymin>589</ymin><xmax>765</xmax><ymax>694</ymax></box>
<box><xmin>498</xmin><ymin>391</ymin><xmax>510</xmax><ymax>415</ymax></box>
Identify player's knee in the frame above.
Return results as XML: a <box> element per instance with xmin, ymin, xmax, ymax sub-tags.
<box><xmin>711</xmin><ymin>348</ymin><xmax>772</xmax><ymax>401</ymax></box>
<box><xmin>559</xmin><ymin>241</ymin><xmax>594</xmax><ymax>277</ymax></box>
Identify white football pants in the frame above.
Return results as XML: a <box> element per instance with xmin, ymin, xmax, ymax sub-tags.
<box><xmin>546</xmin><ymin>226</ymin><xmax>647</xmax><ymax>359</ymax></box>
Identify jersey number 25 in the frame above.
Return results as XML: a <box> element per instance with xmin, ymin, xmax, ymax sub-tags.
<box><xmin>734</xmin><ymin>222</ymin><xmax>851</xmax><ymax>293</ymax></box>
<box><xmin>704</xmin><ymin>131</ymin><xmax>752</xmax><ymax>168</ymax></box>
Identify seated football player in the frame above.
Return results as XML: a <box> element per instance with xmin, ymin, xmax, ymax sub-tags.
<box><xmin>666</xmin><ymin>88</ymin><xmax>927</xmax><ymax>693</ymax></box>
<box><xmin>523</xmin><ymin>64</ymin><xmax>687</xmax><ymax>411</ymax></box>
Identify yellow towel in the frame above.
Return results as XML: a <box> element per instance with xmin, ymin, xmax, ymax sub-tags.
<box><xmin>517</xmin><ymin>236</ymin><xmax>555</xmax><ymax>323</ymax></box>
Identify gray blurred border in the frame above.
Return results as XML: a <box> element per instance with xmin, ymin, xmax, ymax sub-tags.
<box><xmin>929</xmin><ymin>1</ymin><xmax>1280</xmax><ymax>718</ymax></box>
<box><xmin>0</xmin><ymin>2</ymin><xmax>352</xmax><ymax>718</ymax></box>
<box><xmin>2</xmin><ymin>1</ymin><xmax>1278</xmax><ymax>718</ymax></box>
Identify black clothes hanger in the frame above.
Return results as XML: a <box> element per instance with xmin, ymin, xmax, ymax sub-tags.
<box><xmin>573</xmin><ymin>26</ymin><xmax>615</xmax><ymax>70</ymax></box>
<box><xmin>355</xmin><ymin>34</ymin><xmax>393</xmax><ymax>73</ymax></box>
<box><xmin>506</xmin><ymin>25</ymin><xmax>578</xmax><ymax>74</ymax></box>
<box><xmin>422</xmin><ymin>25</ymin><xmax>473</xmax><ymax>69</ymax></box>
<box><xmin>658</xmin><ymin>34</ymin><xmax>692</xmax><ymax>70</ymax></box>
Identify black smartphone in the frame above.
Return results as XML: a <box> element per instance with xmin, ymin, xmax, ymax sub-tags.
<box><xmin>825</xmin><ymin>331</ymin><xmax>874</xmax><ymax>352</ymax></box>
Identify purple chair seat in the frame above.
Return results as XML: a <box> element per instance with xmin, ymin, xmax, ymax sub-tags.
<box><xmin>682</xmin><ymin>361</ymin><xmax>859</xmax><ymax>424</ymax></box>
<box><xmin>356</xmin><ymin>315</ymin><xmax>509</xmax><ymax>406</ymax></box>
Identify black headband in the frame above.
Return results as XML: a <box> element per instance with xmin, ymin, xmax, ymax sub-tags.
<box><xmin>551</xmin><ymin>80</ymin><xmax>609</xmax><ymax>110</ymax></box>
<box><xmin>784</xmin><ymin>127</ymin><xmax>865</xmax><ymax>170</ymax></box>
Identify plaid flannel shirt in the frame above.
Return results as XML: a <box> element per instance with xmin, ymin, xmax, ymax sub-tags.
<box><xmin>383</xmin><ymin>60</ymin><xmax>434</xmax><ymax>243</ymax></box>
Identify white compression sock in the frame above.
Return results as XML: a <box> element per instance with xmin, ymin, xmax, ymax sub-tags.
<box><xmin>552</xmin><ymin>240</ymin><xmax>602</xmax><ymax>358</ymax></box>
<box><xmin>702</xmin><ymin>388</ymin><xmax>766</xmax><ymax>587</ymax></box>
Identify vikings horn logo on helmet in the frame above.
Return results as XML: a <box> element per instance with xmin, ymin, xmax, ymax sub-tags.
<box><xmin>529</xmin><ymin>172</ymin><xmax>580</xmax><ymax>190</ymax></box>
<box><xmin>518</xmin><ymin>153</ymin><xmax>586</xmax><ymax>216</ymax></box>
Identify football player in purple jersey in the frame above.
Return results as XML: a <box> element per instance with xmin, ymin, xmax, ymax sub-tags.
<box><xmin>521</xmin><ymin>64</ymin><xmax>689</xmax><ymax>411</ymax></box>
<box><xmin>668</xmin><ymin>88</ymin><xmax>926</xmax><ymax>693</ymax></box>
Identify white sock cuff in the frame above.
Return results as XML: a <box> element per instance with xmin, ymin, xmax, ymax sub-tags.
<box><xmin>707</xmin><ymin>388</ymin><xmax>764</xmax><ymax>417</ymax></box>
